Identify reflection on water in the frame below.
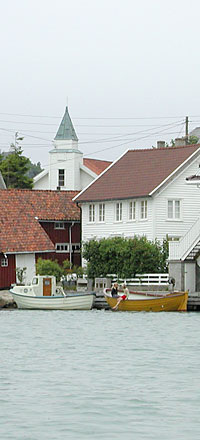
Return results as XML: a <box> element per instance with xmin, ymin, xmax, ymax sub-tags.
<box><xmin>0</xmin><ymin>310</ymin><xmax>200</xmax><ymax>440</ymax></box>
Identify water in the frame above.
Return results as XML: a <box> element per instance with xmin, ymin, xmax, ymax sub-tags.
<box><xmin>0</xmin><ymin>309</ymin><xmax>200</xmax><ymax>440</ymax></box>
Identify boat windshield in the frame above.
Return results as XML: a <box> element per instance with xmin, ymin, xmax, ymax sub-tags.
<box><xmin>32</xmin><ymin>277</ymin><xmax>39</xmax><ymax>285</ymax></box>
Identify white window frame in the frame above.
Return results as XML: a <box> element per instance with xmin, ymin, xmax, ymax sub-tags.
<box><xmin>55</xmin><ymin>243</ymin><xmax>69</xmax><ymax>252</ymax></box>
<box><xmin>128</xmin><ymin>201</ymin><xmax>136</xmax><ymax>221</ymax></box>
<box><xmin>58</xmin><ymin>169</ymin><xmax>65</xmax><ymax>187</ymax></box>
<box><xmin>167</xmin><ymin>199</ymin><xmax>181</xmax><ymax>221</ymax></box>
<box><xmin>71</xmin><ymin>243</ymin><xmax>81</xmax><ymax>253</ymax></box>
<box><xmin>116</xmin><ymin>202</ymin><xmax>122</xmax><ymax>222</ymax></box>
<box><xmin>54</xmin><ymin>222</ymin><xmax>65</xmax><ymax>229</ymax></box>
<box><xmin>99</xmin><ymin>203</ymin><xmax>105</xmax><ymax>222</ymax></box>
<box><xmin>140</xmin><ymin>200</ymin><xmax>148</xmax><ymax>220</ymax></box>
<box><xmin>89</xmin><ymin>204</ymin><xmax>95</xmax><ymax>222</ymax></box>
<box><xmin>1</xmin><ymin>258</ymin><xmax>8</xmax><ymax>267</ymax></box>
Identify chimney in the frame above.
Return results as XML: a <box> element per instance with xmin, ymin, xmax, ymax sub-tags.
<box><xmin>175</xmin><ymin>137</ymin><xmax>186</xmax><ymax>147</ymax></box>
<box><xmin>157</xmin><ymin>141</ymin><xmax>165</xmax><ymax>149</ymax></box>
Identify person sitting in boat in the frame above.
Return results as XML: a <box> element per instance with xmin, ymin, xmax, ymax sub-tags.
<box><xmin>112</xmin><ymin>283</ymin><xmax>129</xmax><ymax>310</ymax></box>
<box><xmin>111</xmin><ymin>282</ymin><xmax>119</xmax><ymax>297</ymax></box>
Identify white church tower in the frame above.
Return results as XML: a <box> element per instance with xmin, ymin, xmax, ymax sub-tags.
<box><xmin>49</xmin><ymin>106</ymin><xmax>82</xmax><ymax>190</ymax></box>
<box><xmin>33</xmin><ymin>107</ymin><xmax>111</xmax><ymax>191</ymax></box>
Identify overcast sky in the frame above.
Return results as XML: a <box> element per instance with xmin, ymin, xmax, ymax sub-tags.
<box><xmin>1</xmin><ymin>0</ymin><xmax>200</xmax><ymax>166</ymax></box>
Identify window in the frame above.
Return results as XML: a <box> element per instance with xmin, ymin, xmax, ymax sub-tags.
<box><xmin>56</xmin><ymin>243</ymin><xmax>69</xmax><ymax>252</ymax></box>
<box><xmin>141</xmin><ymin>200</ymin><xmax>148</xmax><ymax>219</ymax></box>
<box><xmin>167</xmin><ymin>200</ymin><xmax>181</xmax><ymax>220</ymax></box>
<box><xmin>54</xmin><ymin>222</ymin><xmax>65</xmax><ymax>229</ymax></box>
<box><xmin>89</xmin><ymin>204</ymin><xmax>95</xmax><ymax>222</ymax></box>
<box><xmin>58</xmin><ymin>169</ymin><xmax>65</xmax><ymax>187</ymax></box>
<box><xmin>1</xmin><ymin>258</ymin><xmax>8</xmax><ymax>267</ymax></box>
<box><xmin>168</xmin><ymin>236</ymin><xmax>180</xmax><ymax>242</ymax></box>
<box><xmin>129</xmin><ymin>201</ymin><xmax>136</xmax><ymax>220</ymax></box>
<box><xmin>71</xmin><ymin>243</ymin><xmax>81</xmax><ymax>253</ymax></box>
<box><xmin>116</xmin><ymin>202</ymin><xmax>122</xmax><ymax>221</ymax></box>
<box><xmin>99</xmin><ymin>203</ymin><xmax>105</xmax><ymax>222</ymax></box>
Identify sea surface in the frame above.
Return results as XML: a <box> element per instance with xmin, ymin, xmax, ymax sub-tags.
<box><xmin>0</xmin><ymin>309</ymin><xmax>200</xmax><ymax>440</ymax></box>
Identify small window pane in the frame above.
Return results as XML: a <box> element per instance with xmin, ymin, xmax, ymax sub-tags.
<box><xmin>89</xmin><ymin>204</ymin><xmax>95</xmax><ymax>222</ymax></box>
<box><xmin>58</xmin><ymin>169</ymin><xmax>65</xmax><ymax>187</ymax></box>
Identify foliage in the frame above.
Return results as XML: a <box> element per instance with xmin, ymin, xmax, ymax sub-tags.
<box><xmin>27</xmin><ymin>161</ymin><xmax>43</xmax><ymax>178</ymax></box>
<box><xmin>36</xmin><ymin>258</ymin><xmax>64</xmax><ymax>282</ymax></box>
<box><xmin>188</xmin><ymin>135</ymin><xmax>199</xmax><ymax>144</ymax></box>
<box><xmin>62</xmin><ymin>259</ymin><xmax>84</xmax><ymax>277</ymax></box>
<box><xmin>82</xmin><ymin>236</ymin><xmax>168</xmax><ymax>279</ymax></box>
<box><xmin>0</xmin><ymin>144</ymin><xmax>33</xmax><ymax>189</ymax></box>
<box><xmin>16</xmin><ymin>267</ymin><xmax>27</xmax><ymax>285</ymax></box>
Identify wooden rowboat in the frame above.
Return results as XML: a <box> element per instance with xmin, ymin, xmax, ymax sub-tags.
<box><xmin>104</xmin><ymin>289</ymin><xmax>188</xmax><ymax>312</ymax></box>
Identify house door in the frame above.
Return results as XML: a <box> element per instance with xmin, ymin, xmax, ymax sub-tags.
<box><xmin>184</xmin><ymin>262</ymin><xmax>196</xmax><ymax>294</ymax></box>
<box><xmin>43</xmin><ymin>278</ymin><xmax>52</xmax><ymax>296</ymax></box>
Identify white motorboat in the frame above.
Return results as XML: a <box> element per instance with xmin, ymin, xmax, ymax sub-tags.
<box><xmin>10</xmin><ymin>275</ymin><xmax>94</xmax><ymax>310</ymax></box>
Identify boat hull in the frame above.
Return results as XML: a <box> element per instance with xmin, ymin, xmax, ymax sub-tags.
<box><xmin>105</xmin><ymin>292</ymin><xmax>188</xmax><ymax>312</ymax></box>
<box><xmin>11</xmin><ymin>292</ymin><xmax>94</xmax><ymax>310</ymax></box>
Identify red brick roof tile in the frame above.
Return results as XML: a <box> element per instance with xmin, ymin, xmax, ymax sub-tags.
<box><xmin>0</xmin><ymin>189</ymin><xmax>80</xmax><ymax>253</ymax></box>
<box><xmin>76</xmin><ymin>145</ymin><xmax>200</xmax><ymax>202</ymax></box>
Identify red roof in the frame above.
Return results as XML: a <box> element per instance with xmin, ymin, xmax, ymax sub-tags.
<box><xmin>83</xmin><ymin>158</ymin><xmax>111</xmax><ymax>175</ymax></box>
<box><xmin>0</xmin><ymin>189</ymin><xmax>80</xmax><ymax>253</ymax></box>
<box><xmin>76</xmin><ymin>145</ymin><xmax>200</xmax><ymax>202</ymax></box>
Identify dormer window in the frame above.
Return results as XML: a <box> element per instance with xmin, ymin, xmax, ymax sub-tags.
<box><xmin>58</xmin><ymin>169</ymin><xmax>65</xmax><ymax>187</ymax></box>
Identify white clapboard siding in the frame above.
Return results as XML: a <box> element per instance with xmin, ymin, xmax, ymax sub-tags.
<box><xmin>81</xmin><ymin>198</ymin><xmax>153</xmax><ymax>243</ymax></box>
<box><xmin>153</xmin><ymin>159</ymin><xmax>200</xmax><ymax>242</ymax></box>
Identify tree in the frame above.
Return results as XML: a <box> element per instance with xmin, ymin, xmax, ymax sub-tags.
<box><xmin>82</xmin><ymin>236</ymin><xmax>168</xmax><ymax>279</ymax></box>
<box><xmin>188</xmin><ymin>135</ymin><xmax>199</xmax><ymax>144</ymax></box>
<box><xmin>26</xmin><ymin>161</ymin><xmax>43</xmax><ymax>179</ymax></box>
<box><xmin>0</xmin><ymin>135</ymin><xmax>33</xmax><ymax>188</ymax></box>
<box><xmin>36</xmin><ymin>258</ymin><xmax>64</xmax><ymax>282</ymax></box>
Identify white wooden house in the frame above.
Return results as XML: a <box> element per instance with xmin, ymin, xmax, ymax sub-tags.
<box><xmin>74</xmin><ymin>143</ymin><xmax>200</xmax><ymax>293</ymax></box>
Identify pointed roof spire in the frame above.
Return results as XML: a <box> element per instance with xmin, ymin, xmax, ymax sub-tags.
<box><xmin>54</xmin><ymin>107</ymin><xmax>78</xmax><ymax>141</ymax></box>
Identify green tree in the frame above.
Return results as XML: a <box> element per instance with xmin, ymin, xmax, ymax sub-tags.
<box><xmin>27</xmin><ymin>161</ymin><xmax>43</xmax><ymax>179</ymax></box>
<box><xmin>0</xmin><ymin>144</ymin><xmax>33</xmax><ymax>188</ymax></box>
<box><xmin>83</xmin><ymin>236</ymin><xmax>168</xmax><ymax>279</ymax></box>
<box><xmin>36</xmin><ymin>258</ymin><xmax>64</xmax><ymax>282</ymax></box>
<box><xmin>188</xmin><ymin>135</ymin><xmax>199</xmax><ymax>144</ymax></box>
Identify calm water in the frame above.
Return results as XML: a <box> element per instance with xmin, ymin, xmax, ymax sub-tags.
<box><xmin>0</xmin><ymin>309</ymin><xmax>200</xmax><ymax>440</ymax></box>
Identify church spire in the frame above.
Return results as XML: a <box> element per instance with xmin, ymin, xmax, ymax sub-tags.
<box><xmin>54</xmin><ymin>107</ymin><xmax>78</xmax><ymax>141</ymax></box>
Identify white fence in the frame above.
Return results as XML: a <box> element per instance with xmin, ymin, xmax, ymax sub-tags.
<box><xmin>109</xmin><ymin>273</ymin><xmax>169</xmax><ymax>286</ymax></box>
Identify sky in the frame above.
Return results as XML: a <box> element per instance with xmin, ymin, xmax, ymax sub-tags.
<box><xmin>1</xmin><ymin>0</ymin><xmax>200</xmax><ymax>167</ymax></box>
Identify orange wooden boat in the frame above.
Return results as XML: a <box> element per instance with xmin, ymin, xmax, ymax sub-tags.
<box><xmin>104</xmin><ymin>289</ymin><xmax>188</xmax><ymax>312</ymax></box>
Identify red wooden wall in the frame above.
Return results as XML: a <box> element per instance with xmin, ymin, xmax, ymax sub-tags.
<box><xmin>0</xmin><ymin>254</ymin><xmax>16</xmax><ymax>289</ymax></box>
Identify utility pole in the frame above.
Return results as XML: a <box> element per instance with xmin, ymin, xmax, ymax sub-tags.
<box><xmin>185</xmin><ymin>116</ymin><xmax>189</xmax><ymax>143</ymax></box>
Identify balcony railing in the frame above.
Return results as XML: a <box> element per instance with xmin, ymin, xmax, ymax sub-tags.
<box><xmin>169</xmin><ymin>217</ymin><xmax>200</xmax><ymax>260</ymax></box>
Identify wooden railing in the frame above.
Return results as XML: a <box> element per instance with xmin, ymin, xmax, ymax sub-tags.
<box><xmin>169</xmin><ymin>217</ymin><xmax>200</xmax><ymax>260</ymax></box>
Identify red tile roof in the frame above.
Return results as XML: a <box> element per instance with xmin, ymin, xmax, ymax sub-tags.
<box><xmin>83</xmin><ymin>158</ymin><xmax>111</xmax><ymax>175</ymax></box>
<box><xmin>76</xmin><ymin>145</ymin><xmax>200</xmax><ymax>202</ymax></box>
<box><xmin>0</xmin><ymin>189</ymin><xmax>80</xmax><ymax>253</ymax></box>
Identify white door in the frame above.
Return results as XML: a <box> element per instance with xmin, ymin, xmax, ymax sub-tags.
<box><xmin>184</xmin><ymin>262</ymin><xmax>196</xmax><ymax>294</ymax></box>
